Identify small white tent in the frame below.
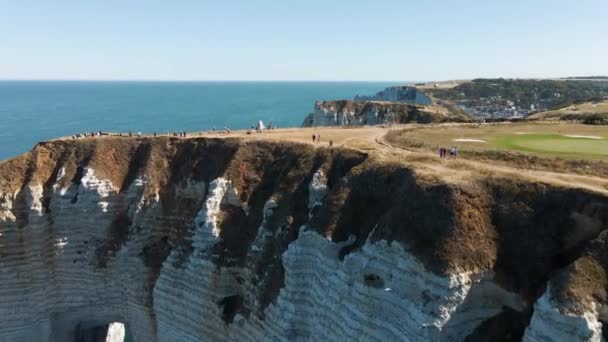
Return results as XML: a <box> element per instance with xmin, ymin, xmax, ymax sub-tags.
<box><xmin>257</xmin><ymin>120</ymin><xmax>265</xmax><ymax>130</ymax></box>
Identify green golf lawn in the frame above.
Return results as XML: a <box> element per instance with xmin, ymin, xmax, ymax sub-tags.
<box><xmin>493</xmin><ymin>134</ymin><xmax>608</xmax><ymax>157</ymax></box>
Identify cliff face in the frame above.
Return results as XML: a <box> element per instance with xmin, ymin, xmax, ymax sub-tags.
<box><xmin>1</xmin><ymin>137</ymin><xmax>608</xmax><ymax>341</ymax></box>
<box><xmin>301</xmin><ymin>100</ymin><xmax>466</xmax><ymax>127</ymax></box>
<box><xmin>354</xmin><ymin>86</ymin><xmax>432</xmax><ymax>105</ymax></box>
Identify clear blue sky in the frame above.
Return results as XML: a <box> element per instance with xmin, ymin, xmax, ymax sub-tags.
<box><xmin>1</xmin><ymin>0</ymin><xmax>606</xmax><ymax>81</ymax></box>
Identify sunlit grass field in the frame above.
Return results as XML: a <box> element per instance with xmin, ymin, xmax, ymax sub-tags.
<box><xmin>387</xmin><ymin>122</ymin><xmax>608</xmax><ymax>160</ymax></box>
<box><xmin>385</xmin><ymin>122</ymin><xmax>608</xmax><ymax>177</ymax></box>
<box><xmin>493</xmin><ymin>134</ymin><xmax>608</xmax><ymax>158</ymax></box>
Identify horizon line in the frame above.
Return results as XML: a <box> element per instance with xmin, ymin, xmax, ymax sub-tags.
<box><xmin>0</xmin><ymin>76</ymin><xmax>604</xmax><ymax>83</ymax></box>
<box><xmin>0</xmin><ymin>78</ymin><xmax>420</xmax><ymax>83</ymax></box>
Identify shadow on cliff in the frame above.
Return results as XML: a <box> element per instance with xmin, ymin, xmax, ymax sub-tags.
<box><xmin>210</xmin><ymin>142</ymin><xmax>367</xmax><ymax>320</ymax></box>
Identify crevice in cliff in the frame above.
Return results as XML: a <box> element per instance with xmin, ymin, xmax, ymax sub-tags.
<box><xmin>119</xmin><ymin>141</ymin><xmax>152</xmax><ymax>193</ymax></box>
<box><xmin>363</xmin><ymin>273</ymin><xmax>385</xmax><ymax>288</ymax></box>
<box><xmin>212</xmin><ymin>143</ymin><xmax>316</xmax><ymax>269</ymax></box>
<box><xmin>12</xmin><ymin>151</ymin><xmax>38</xmax><ymax>229</ymax></box>
<box><xmin>95</xmin><ymin>209</ymin><xmax>132</xmax><ymax>269</ymax></box>
<box><xmin>41</xmin><ymin>149</ymin><xmax>71</xmax><ymax>215</ymax></box>
<box><xmin>487</xmin><ymin>179</ymin><xmax>608</xmax><ymax>306</ymax></box>
<box><xmin>140</xmin><ymin>235</ymin><xmax>172</xmax><ymax>335</ymax></box>
<box><xmin>74</xmin><ymin>322</ymin><xmax>109</xmax><ymax>342</ymax></box>
<box><xmin>70</xmin><ymin>156</ymin><xmax>93</xmax><ymax>187</ymax></box>
<box><xmin>158</xmin><ymin>138</ymin><xmax>240</xmax><ymax>267</ymax></box>
<box><xmin>317</xmin><ymin>164</ymin><xmax>460</xmax><ymax>270</ymax></box>
<box><xmin>218</xmin><ymin>295</ymin><xmax>244</xmax><ymax>324</ymax></box>
<box><xmin>464</xmin><ymin>306</ymin><xmax>531</xmax><ymax>342</ymax></box>
<box><xmin>208</xmin><ymin>144</ymin><xmax>367</xmax><ymax>317</ymax></box>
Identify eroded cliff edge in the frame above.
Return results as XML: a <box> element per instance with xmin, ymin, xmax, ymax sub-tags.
<box><xmin>301</xmin><ymin>86</ymin><xmax>470</xmax><ymax>127</ymax></box>
<box><xmin>301</xmin><ymin>100</ymin><xmax>470</xmax><ymax>127</ymax></box>
<box><xmin>1</xmin><ymin>136</ymin><xmax>607</xmax><ymax>341</ymax></box>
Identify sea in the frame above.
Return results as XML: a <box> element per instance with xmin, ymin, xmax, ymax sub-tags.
<box><xmin>0</xmin><ymin>81</ymin><xmax>403</xmax><ymax>161</ymax></box>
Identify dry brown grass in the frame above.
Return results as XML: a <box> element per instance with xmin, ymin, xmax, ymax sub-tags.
<box><xmin>531</xmin><ymin>100</ymin><xmax>608</xmax><ymax>120</ymax></box>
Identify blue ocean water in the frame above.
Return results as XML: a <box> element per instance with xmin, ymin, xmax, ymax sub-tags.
<box><xmin>0</xmin><ymin>81</ymin><xmax>402</xmax><ymax>161</ymax></box>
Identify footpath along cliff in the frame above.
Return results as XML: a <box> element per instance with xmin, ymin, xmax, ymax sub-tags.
<box><xmin>1</xmin><ymin>136</ymin><xmax>608</xmax><ymax>341</ymax></box>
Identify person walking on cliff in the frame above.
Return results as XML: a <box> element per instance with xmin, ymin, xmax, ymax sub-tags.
<box><xmin>317</xmin><ymin>134</ymin><xmax>321</xmax><ymax>144</ymax></box>
<box><xmin>312</xmin><ymin>134</ymin><xmax>316</xmax><ymax>143</ymax></box>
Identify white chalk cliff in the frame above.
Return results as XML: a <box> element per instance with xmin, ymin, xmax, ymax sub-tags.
<box><xmin>354</xmin><ymin>86</ymin><xmax>432</xmax><ymax>105</ymax></box>
<box><xmin>0</xmin><ymin>137</ymin><xmax>607</xmax><ymax>341</ymax></box>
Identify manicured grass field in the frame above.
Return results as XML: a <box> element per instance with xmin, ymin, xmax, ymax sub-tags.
<box><xmin>493</xmin><ymin>134</ymin><xmax>608</xmax><ymax>157</ymax></box>
<box><xmin>386</xmin><ymin>122</ymin><xmax>608</xmax><ymax>160</ymax></box>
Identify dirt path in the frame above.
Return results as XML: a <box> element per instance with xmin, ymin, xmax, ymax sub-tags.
<box><xmin>58</xmin><ymin>125</ymin><xmax>608</xmax><ymax>195</ymax></box>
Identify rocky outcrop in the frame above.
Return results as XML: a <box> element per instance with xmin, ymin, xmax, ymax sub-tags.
<box><xmin>1</xmin><ymin>137</ymin><xmax>608</xmax><ymax>341</ymax></box>
<box><xmin>301</xmin><ymin>85</ymin><xmax>470</xmax><ymax>127</ymax></box>
<box><xmin>354</xmin><ymin>86</ymin><xmax>432</xmax><ymax>105</ymax></box>
<box><xmin>301</xmin><ymin>100</ymin><xmax>466</xmax><ymax>127</ymax></box>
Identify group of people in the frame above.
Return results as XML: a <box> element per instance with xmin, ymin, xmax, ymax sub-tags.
<box><xmin>249</xmin><ymin>120</ymin><xmax>278</xmax><ymax>134</ymax></box>
<box><xmin>70</xmin><ymin>123</ymin><xmax>286</xmax><ymax>140</ymax></box>
<box><xmin>71</xmin><ymin>131</ymin><xmax>104</xmax><ymax>139</ymax></box>
<box><xmin>118</xmin><ymin>131</ymin><xmax>141</xmax><ymax>137</ymax></box>
<box><xmin>74</xmin><ymin>131</ymin><xmax>187</xmax><ymax>139</ymax></box>
<box><xmin>439</xmin><ymin>146</ymin><xmax>458</xmax><ymax>159</ymax></box>
<box><xmin>170</xmin><ymin>131</ymin><xmax>187</xmax><ymax>137</ymax></box>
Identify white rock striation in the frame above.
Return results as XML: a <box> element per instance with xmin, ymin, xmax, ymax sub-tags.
<box><xmin>301</xmin><ymin>100</ymin><xmax>426</xmax><ymax>127</ymax></box>
<box><xmin>0</xmin><ymin>165</ymin><xmax>599</xmax><ymax>342</ymax></box>
<box><xmin>523</xmin><ymin>286</ymin><xmax>603</xmax><ymax>342</ymax></box>
<box><xmin>354</xmin><ymin>86</ymin><xmax>432</xmax><ymax>105</ymax></box>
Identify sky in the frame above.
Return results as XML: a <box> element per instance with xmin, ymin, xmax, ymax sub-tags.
<box><xmin>0</xmin><ymin>0</ymin><xmax>607</xmax><ymax>81</ymax></box>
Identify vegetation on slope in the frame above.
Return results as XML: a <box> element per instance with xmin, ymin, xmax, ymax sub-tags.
<box><xmin>427</xmin><ymin>78</ymin><xmax>608</xmax><ymax>111</ymax></box>
<box><xmin>530</xmin><ymin>100</ymin><xmax>608</xmax><ymax>125</ymax></box>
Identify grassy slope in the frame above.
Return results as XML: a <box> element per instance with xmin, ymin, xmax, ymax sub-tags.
<box><xmin>427</xmin><ymin>79</ymin><xmax>608</xmax><ymax>109</ymax></box>
<box><xmin>493</xmin><ymin>134</ymin><xmax>608</xmax><ymax>158</ymax></box>
<box><xmin>530</xmin><ymin>101</ymin><xmax>608</xmax><ymax>122</ymax></box>
<box><xmin>385</xmin><ymin>122</ymin><xmax>608</xmax><ymax>177</ymax></box>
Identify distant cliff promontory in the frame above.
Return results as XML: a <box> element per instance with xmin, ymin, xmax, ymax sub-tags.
<box><xmin>354</xmin><ymin>86</ymin><xmax>432</xmax><ymax>104</ymax></box>
<box><xmin>301</xmin><ymin>85</ymin><xmax>469</xmax><ymax>127</ymax></box>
